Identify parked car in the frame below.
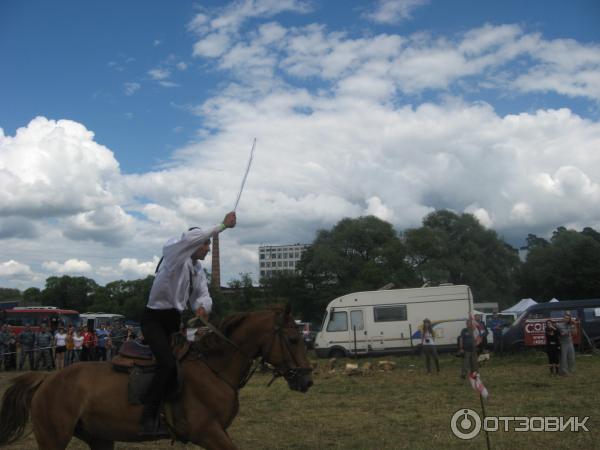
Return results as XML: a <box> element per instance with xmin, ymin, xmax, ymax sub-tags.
<box><xmin>503</xmin><ymin>298</ymin><xmax>600</xmax><ymax>351</ymax></box>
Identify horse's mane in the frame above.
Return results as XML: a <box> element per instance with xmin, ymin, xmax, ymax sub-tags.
<box><xmin>192</xmin><ymin>305</ymin><xmax>286</xmax><ymax>354</ymax></box>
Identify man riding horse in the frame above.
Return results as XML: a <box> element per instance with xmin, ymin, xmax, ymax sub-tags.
<box><xmin>140</xmin><ymin>211</ymin><xmax>237</xmax><ymax>435</ymax></box>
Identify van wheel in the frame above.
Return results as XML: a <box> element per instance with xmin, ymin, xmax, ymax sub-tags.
<box><xmin>329</xmin><ymin>348</ymin><xmax>345</xmax><ymax>359</ymax></box>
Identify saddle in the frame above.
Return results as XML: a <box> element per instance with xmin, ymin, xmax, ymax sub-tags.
<box><xmin>112</xmin><ymin>335</ymin><xmax>191</xmax><ymax>405</ymax></box>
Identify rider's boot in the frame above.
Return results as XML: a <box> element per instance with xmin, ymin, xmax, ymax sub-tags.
<box><xmin>139</xmin><ymin>402</ymin><xmax>167</xmax><ymax>436</ymax></box>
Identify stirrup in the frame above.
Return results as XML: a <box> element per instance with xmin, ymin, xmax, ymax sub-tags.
<box><xmin>139</xmin><ymin>404</ymin><xmax>169</xmax><ymax>437</ymax></box>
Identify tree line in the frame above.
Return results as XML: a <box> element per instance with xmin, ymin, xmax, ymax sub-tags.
<box><xmin>3</xmin><ymin>210</ymin><xmax>600</xmax><ymax>324</ymax></box>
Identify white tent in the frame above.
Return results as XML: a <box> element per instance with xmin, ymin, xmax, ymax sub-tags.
<box><xmin>549</xmin><ymin>298</ymin><xmax>559</xmax><ymax>303</ymax></box>
<box><xmin>502</xmin><ymin>298</ymin><xmax>537</xmax><ymax>316</ymax></box>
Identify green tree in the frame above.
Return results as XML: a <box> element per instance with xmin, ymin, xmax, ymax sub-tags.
<box><xmin>404</xmin><ymin>210</ymin><xmax>521</xmax><ymax>307</ymax></box>
<box><xmin>41</xmin><ymin>276</ymin><xmax>99</xmax><ymax>310</ymax></box>
<box><xmin>260</xmin><ymin>271</ymin><xmax>315</xmax><ymax>321</ymax></box>
<box><xmin>0</xmin><ymin>287</ymin><xmax>21</xmax><ymax>301</ymax></box>
<box><xmin>298</xmin><ymin>216</ymin><xmax>419</xmax><ymax>321</ymax></box>
<box><xmin>519</xmin><ymin>227</ymin><xmax>600</xmax><ymax>300</ymax></box>
<box><xmin>22</xmin><ymin>287</ymin><xmax>42</xmax><ymax>305</ymax></box>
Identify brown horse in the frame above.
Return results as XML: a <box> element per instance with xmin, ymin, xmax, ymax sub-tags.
<box><xmin>0</xmin><ymin>305</ymin><xmax>313</xmax><ymax>449</ymax></box>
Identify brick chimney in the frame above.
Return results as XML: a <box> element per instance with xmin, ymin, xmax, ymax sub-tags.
<box><xmin>211</xmin><ymin>232</ymin><xmax>221</xmax><ymax>290</ymax></box>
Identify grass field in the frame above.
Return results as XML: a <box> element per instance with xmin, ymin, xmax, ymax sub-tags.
<box><xmin>0</xmin><ymin>350</ymin><xmax>598</xmax><ymax>449</ymax></box>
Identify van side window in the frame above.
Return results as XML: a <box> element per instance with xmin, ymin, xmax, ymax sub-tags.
<box><xmin>326</xmin><ymin>312</ymin><xmax>348</xmax><ymax>332</ymax></box>
<box><xmin>528</xmin><ymin>311</ymin><xmax>546</xmax><ymax>319</ymax></box>
<box><xmin>584</xmin><ymin>308</ymin><xmax>600</xmax><ymax>322</ymax></box>
<box><xmin>550</xmin><ymin>310</ymin><xmax>578</xmax><ymax>319</ymax></box>
<box><xmin>374</xmin><ymin>305</ymin><xmax>407</xmax><ymax>322</ymax></box>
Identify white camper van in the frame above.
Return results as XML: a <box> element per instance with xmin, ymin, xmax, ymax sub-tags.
<box><xmin>314</xmin><ymin>284</ymin><xmax>474</xmax><ymax>358</ymax></box>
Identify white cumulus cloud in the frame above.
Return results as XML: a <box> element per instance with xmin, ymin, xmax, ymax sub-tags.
<box><xmin>43</xmin><ymin>259</ymin><xmax>92</xmax><ymax>274</ymax></box>
<box><xmin>0</xmin><ymin>117</ymin><xmax>121</xmax><ymax>217</ymax></box>
<box><xmin>118</xmin><ymin>257</ymin><xmax>160</xmax><ymax>278</ymax></box>
<box><xmin>365</xmin><ymin>0</ymin><xmax>429</xmax><ymax>25</ymax></box>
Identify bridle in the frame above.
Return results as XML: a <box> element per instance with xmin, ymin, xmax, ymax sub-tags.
<box><xmin>261</xmin><ymin>322</ymin><xmax>313</xmax><ymax>388</ymax></box>
<box><xmin>188</xmin><ymin>313</ymin><xmax>312</xmax><ymax>390</ymax></box>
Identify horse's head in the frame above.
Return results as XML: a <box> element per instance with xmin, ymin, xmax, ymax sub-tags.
<box><xmin>260</xmin><ymin>304</ymin><xmax>313</xmax><ymax>393</ymax></box>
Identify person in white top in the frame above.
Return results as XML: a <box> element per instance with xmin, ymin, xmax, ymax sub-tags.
<box><xmin>139</xmin><ymin>211</ymin><xmax>236</xmax><ymax>435</ymax></box>
<box><xmin>54</xmin><ymin>327</ymin><xmax>68</xmax><ymax>370</ymax></box>
<box><xmin>72</xmin><ymin>329</ymin><xmax>84</xmax><ymax>363</ymax></box>
<box><xmin>420</xmin><ymin>318</ymin><xmax>440</xmax><ymax>374</ymax></box>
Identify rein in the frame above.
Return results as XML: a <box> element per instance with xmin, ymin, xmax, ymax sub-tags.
<box><xmin>187</xmin><ymin>314</ymin><xmax>309</xmax><ymax>390</ymax></box>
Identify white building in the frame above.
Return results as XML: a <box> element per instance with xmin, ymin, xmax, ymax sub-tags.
<box><xmin>259</xmin><ymin>243</ymin><xmax>310</xmax><ymax>278</ymax></box>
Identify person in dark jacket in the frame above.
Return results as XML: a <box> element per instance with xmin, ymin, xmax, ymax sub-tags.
<box><xmin>35</xmin><ymin>324</ymin><xmax>54</xmax><ymax>370</ymax></box>
<box><xmin>5</xmin><ymin>326</ymin><xmax>17</xmax><ymax>370</ymax></box>
<box><xmin>545</xmin><ymin>320</ymin><xmax>560</xmax><ymax>376</ymax></box>
<box><xmin>0</xmin><ymin>324</ymin><xmax>10</xmax><ymax>371</ymax></box>
<box><xmin>18</xmin><ymin>324</ymin><xmax>36</xmax><ymax>370</ymax></box>
<box><xmin>459</xmin><ymin>319</ymin><xmax>478</xmax><ymax>379</ymax></box>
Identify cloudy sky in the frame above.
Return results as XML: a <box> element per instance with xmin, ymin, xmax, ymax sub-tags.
<box><xmin>1</xmin><ymin>0</ymin><xmax>600</xmax><ymax>289</ymax></box>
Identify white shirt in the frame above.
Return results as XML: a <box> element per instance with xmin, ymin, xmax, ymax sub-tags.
<box><xmin>73</xmin><ymin>334</ymin><xmax>84</xmax><ymax>349</ymax></box>
<box><xmin>146</xmin><ymin>225</ymin><xmax>222</xmax><ymax>313</ymax></box>
<box><xmin>422</xmin><ymin>330</ymin><xmax>435</xmax><ymax>346</ymax></box>
<box><xmin>55</xmin><ymin>332</ymin><xmax>67</xmax><ymax>347</ymax></box>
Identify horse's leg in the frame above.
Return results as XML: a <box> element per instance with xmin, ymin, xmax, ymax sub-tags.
<box><xmin>32</xmin><ymin>427</ymin><xmax>72</xmax><ymax>450</ymax></box>
<box><xmin>195</xmin><ymin>423</ymin><xmax>239</xmax><ymax>450</ymax></box>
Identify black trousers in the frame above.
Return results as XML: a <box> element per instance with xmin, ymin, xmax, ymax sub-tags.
<box><xmin>141</xmin><ymin>307</ymin><xmax>181</xmax><ymax>405</ymax></box>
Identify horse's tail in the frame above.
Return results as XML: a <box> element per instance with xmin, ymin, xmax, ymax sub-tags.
<box><xmin>0</xmin><ymin>371</ymin><xmax>48</xmax><ymax>446</ymax></box>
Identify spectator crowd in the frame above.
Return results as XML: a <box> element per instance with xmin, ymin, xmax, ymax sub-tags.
<box><xmin>0</xmin><ymin>320</ymin><xmax>140</xmax><ymax>372</ymax></box>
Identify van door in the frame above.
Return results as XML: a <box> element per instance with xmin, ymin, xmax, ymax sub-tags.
<box><xmin>582</xmin><ymin>306</ymin><xmax>600</xmax><ymax>346</ymax></box>
<box><xmin>348</xmin><ymin>309</ymin><xmax>368</xmax><ymax>355</ymax></box>
<box><xmin>369</xmin><ymin>304</ymin><xmax>411</xmax><ymax>352</ymax></box>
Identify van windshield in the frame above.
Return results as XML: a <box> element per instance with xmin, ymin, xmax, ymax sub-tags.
<box><xmin>326</xmin><ymin>311</ymin><xmax>348</xmax><ymax>332</ymax></box>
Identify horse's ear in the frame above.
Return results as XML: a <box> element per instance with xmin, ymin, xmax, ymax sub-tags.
<box><xmin>284</xmin><ymin>303</ymin><xmax>292</xmax><ymax>317</ymax></box>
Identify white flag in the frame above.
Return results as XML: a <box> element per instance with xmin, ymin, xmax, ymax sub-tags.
<box><xmin>469</xmin><ymin>371</ymin><xmax>489</xmax><ymax>399</ymax></box>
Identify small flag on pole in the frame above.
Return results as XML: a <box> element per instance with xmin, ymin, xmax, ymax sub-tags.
<box><xmin>469</xmin><ymin>371</ymin><xmax>489</xmax><ymax>399</ymax></box>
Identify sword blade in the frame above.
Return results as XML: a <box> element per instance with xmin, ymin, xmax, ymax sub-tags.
<box><xmin>233</xmin><ymin>137</ymin><xmax>257</xmax><ymax>211</ymax></box>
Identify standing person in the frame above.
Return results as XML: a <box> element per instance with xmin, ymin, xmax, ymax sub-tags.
<box><xmin>487</xmin><ymin>313</ymin><xmax>506</xmax><ymax>353</ymax></box>
<box><xmin>18</xmin><ymin>324</ymin><xmax>36</xmax><ymax>371</ymax></box>
<box><xmin>111</xmin><ymin>323</ymin><xmax>125</xmax><ymax>355</ymax></box>
<box><xmin>459</xmin><ymin>319</ymin><xmax>478</xmax><ymax>379</ymax></box>
<box><xmin>545</xmin><ymin>320</ymin><xmax>561</xmax><ymax>376</ymax></box>
<box><xmin>139</xmin><ymin>211</ymin><xmax>236</xmax><ymax>435</ymax></box>
<box><xmin>105</xmin><ymin>332</ymin><xmax>113</xmax><ymax>360</ymax></box>
<box><xmin>96</xmin><ymin>323</ymin><xmax>109</xmax><ymax>361</ymax></box>
<box><xmin>0</xmin><ymin>324</ymin><xmax>10</xmax><ymax>371</ymax></box>
<box><xmin>557</xmin><ymin>312</ymin><xmax>576</xmax><ymax>375</ymax></box>
<box><xmin>420</xmin><ymin>319</ymin><xmax>440</xmax><ymax>374</ymax></box>
<box><xmin>473</xmin><ymin>314</ymin><xmax>488</xmax><ymax>355</ymax></box>
<box><xmin>34</xmin><ymin>324</ymin><xmax>53</xmax><ymax>370</ymax></box>
<box><xmin>72</xmin><ymin>328</ymin><xmax>84</xmax><ymax>363</ymax></box>
<box><xmin>54</xmin><ymin>326</ymin><xmax>68</xmax><ymax>370</ymax></box>
<box><xmin>5</xmin><ymin>326</ymin><xmax>17</xmax><ymax>371</ymax></box>
<box><xmin>82</xmin><ymin>327</ymin><xmax>97</xmax><ymax>361</ymax></box>
<box><xmin>65</xmin><ymin>326</ymin><xmax>75</xmax><ymax>366</ymax></box>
